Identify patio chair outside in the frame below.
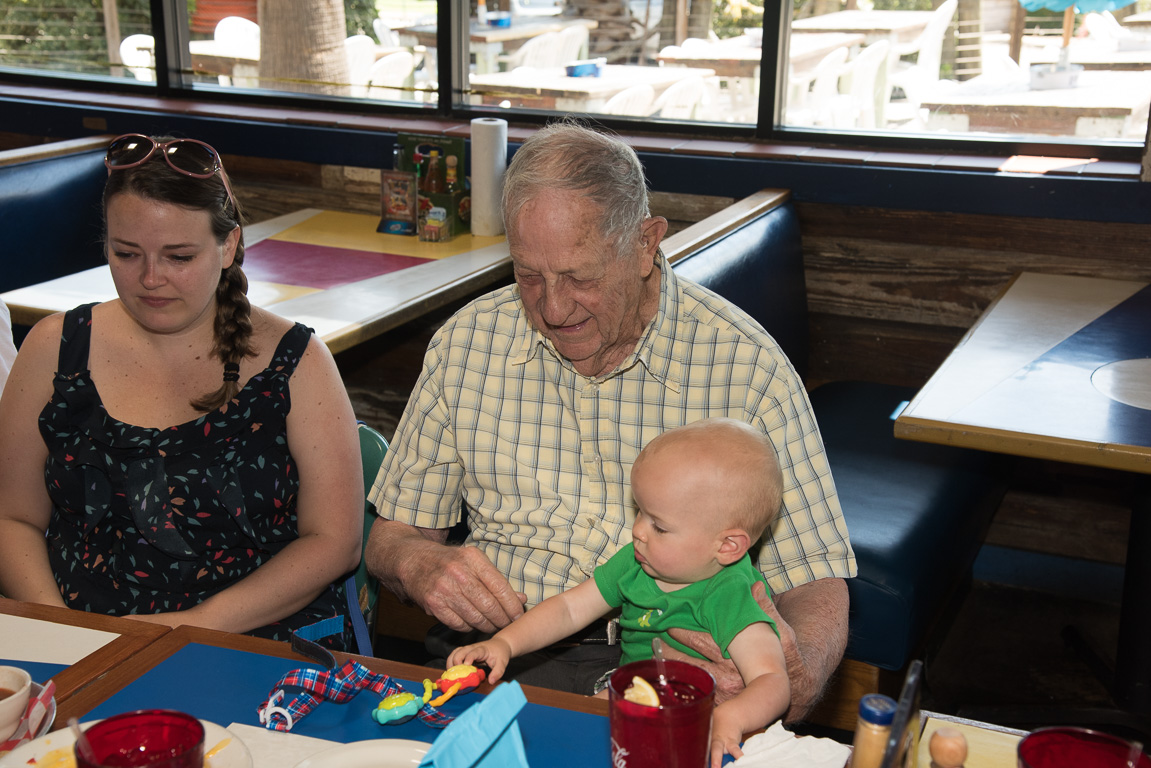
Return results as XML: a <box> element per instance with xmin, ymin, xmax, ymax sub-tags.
<box><xmin>787</xmin><ymin>45</ymin><xmax>849</xmax><ymax>126</ymax></box>
<box><xmin>889</xmin><ymin>0</ymin><xmax>957</xmax><ymax>112</ymax></box>
<box><xmin>830</xmin><ymin>39</ymin><xmax>890</xmax><ymax>129</ymax></box>
<box><xmin>367</xmin><ymin>51</ymin><xmax>416</xmax><ymax>100</ymax></box>
<box><xmin>602</xmin><ymin>83</ymin><xmax>656</xmax><ymax>115</ymax></box>
<box><xmin>119</xmin><ymin>34</ymin><xmax>155</xmax><ymax>82</ymax></box>
<box><xmin>214</xmin><ymin>16</ymin><xmax>260</xmax><ymax>87</ymax></box>
<box><xmin>651</xmin><ymin>76</ymin><xmax>706</xmax><ymax>119</ymax></box>
<box><xmin>344</xmin><ymin>34</ymin><xmax>377</xmax><ymax>97</ymax></box>
<box><xmin>502</xmin><ymin>31</ymin><xmax>565</xmax><ymax>69</ymax></box>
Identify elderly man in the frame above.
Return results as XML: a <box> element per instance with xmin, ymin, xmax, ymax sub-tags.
<box><xmin>365</xmin><ymin>122</ymin><xmax>855</xmax><ymax>721</ymax></box>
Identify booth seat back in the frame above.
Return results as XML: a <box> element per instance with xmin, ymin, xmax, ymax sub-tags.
<box><xmin>670</xmin><ymin>201</ymin><xmax>809</xmax><ymax>380</ymax></box>
<box><xmin>0</xmin><ymin>148</ymin><xmax>107</xmax><ymax>293</ymax></box>
<box><xmin>668</xmin><ymin>194</ymin><xmax>1000</xmax><ymax>673</ymax></box>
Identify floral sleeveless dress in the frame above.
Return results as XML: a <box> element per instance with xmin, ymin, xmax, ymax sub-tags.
<box><xmin>42</xmin><ymin>303</ymin><xmax>353</xmax><ymax>650</ymax></box>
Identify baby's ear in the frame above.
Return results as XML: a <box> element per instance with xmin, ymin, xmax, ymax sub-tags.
<box><xmin>716</xmin><ymin>529</ymin><xmax>752</xmax><ymax>565</ymax></box>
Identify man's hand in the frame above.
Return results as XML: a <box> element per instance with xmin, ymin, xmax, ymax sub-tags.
<box><xmin>409</xmin><ymin>544</ymin><xmax>528</xmax><ymax>633</ymax></box>
<box><xmin>367</xmin><ymin>519</ymin><xmax>527</xmax><ymax>634</ymax></box>
<box><xmin>663</xmin><ymin>629</ymin><xmax>744</xmax><ymax>704</ymax></box>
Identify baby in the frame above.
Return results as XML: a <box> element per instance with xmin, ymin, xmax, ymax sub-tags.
<box><xmin>448</xmin><ymin>417</ymin><xmax>789</xmax><ymax>768</ymax></box>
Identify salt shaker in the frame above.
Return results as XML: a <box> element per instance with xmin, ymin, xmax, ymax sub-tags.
<box><xmin>850</xmin><ymin>693</ymin><xmax>897</xmax><ymax>768</ymax></box>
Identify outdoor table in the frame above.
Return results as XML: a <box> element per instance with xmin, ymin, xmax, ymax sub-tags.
<box><xmin>895</xmin><ymin>271</ymin><xmax>1151</xmax><ymax>715</ymax></box>
<box><xmin>468</xmin><ymin>63</ymin><xmax>715</xmax><ymax>112</ymax></box>
<box><xmin>921</xmin><ymin>69</ymin><xmax>1151</xmax><ymax>138</ymax></box>
<box><xmin>656</xmin><ymin>31</ymin><xmax>864</xmax><ymax>79</ymax></box>
<box><xmin>396</xmin><ymin>17</ymin><xmax>597</xmax><ymax>74</ymax></box>
<box><xmin>1</xmin><ymin>209</ymin><xmax>511</xmax><ymax>355</ymax></box>
<box><xmin>791</xmin><ymin>9</ymin><xmax>934</xmax><ymax>46</ymax></box>
<box><xmin>1027</xmin><ymin>37</ymin><xmax>1151</xmax><ymax>70</ymax></box>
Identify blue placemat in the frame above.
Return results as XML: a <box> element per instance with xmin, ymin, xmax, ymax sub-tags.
<box><xmin>0</xmin><ymin>659</ymin><xmax>67</xmax><ymax>686</ymax></box>
<box><xmin>85</xmin><ymin>643</ymin><xmax>608</xmax><ymax>767</ymax></box>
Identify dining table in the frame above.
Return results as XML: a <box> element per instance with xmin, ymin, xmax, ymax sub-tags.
<box><xmin>655</xmin><ymin>31</ymin><xmax>864</xmax><ymax>80</ymax></box>
<box><xmin>894</xmin><ymin>271</ymin><xmax>1151</xmax><ymax>716</ymax></box>
<box><xmin>37</xmin><ymin>623</ymin><xmax>610</xmax><ymax>768</ymax></box>
<box><xmin>396</xmin><ymin>17</ymin><xmax>597</xmax><ymax>74</ymax></box>
<box><xmin>1026</xmin><ymin>37</ymin><xmax>1151</xmax><ymax>70</ymax></box>
<box><xmin>468</xmin><ymin>63</ymin><xmax>716</xmax><ymax>112</ymax></box>
<box><xmin>0</xmin><ymin>597</ymin><xmax>169</xmax><ymax>711</ymax></box>
<box><xmin>920</xmin><ymin>69</ymin><xmax>1151</xmax><ymax>138</ymax></box>
<box><xmin>791</xmin><ymin>9</ymin><xmax>934</xmax><ymax>46</ymax></box>
<box><xmin>0</xmin><ymin>208</ymin><xmax>511</xmax><ymax>355</ymax></box>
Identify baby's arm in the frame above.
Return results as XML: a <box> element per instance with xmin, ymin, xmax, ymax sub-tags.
<box><xmin>447</xmin><ymin>579</ymin><xmax>612</xmax><ymax>683</ymax></box>
<box><xmin>709</xmin><ymin>622</ymin><xmax>790</xmax><ymax>768</ymax></box>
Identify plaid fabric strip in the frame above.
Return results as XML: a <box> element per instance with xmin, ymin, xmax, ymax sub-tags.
<box><xmin>258</xmin><ymin>659</ymin><xmax>454</xmax><ymax>731</ymax></box>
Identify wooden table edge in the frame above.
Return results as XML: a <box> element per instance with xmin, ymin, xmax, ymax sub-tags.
<box><xmin>0</xmin><ymin>599</ymin><xmax>170</xmax><ymax>706</ymax></box>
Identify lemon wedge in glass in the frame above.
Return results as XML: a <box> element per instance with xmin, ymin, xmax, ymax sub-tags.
<box><xmin>623</xmin><ymin>675</ymin><xmax>660</xmax><ymax>707</ymax></box>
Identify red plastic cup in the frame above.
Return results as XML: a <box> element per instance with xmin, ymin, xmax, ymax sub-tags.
<box><xmin>74</xmin><ymin>710</ymin><xmax>205</xmax><ymax>768</ymax></box>
<box><xmin>609</xmin><ymin>659</ymin><xmax>716</xmax><ymax>768</ymax></box>
<box><xmin>1018</xmin><ymin>726</ymin><xmax>1151</xmax><ymax>768</ymax></box>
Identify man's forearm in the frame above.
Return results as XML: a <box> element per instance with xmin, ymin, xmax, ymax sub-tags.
<box><xmin>775</xmin><ymin>577</ymin><xmax>849</xmax><ymax>721</ymax></box>
<box><xmin>364</xmin><ymin>517</ymin><xmax>448</xmax><ymax>604</ymax></box>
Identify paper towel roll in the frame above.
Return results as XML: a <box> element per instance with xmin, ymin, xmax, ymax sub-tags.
<box><xmin>470</xmin><ymin>117</ymin><xmax>508</xmax><ymax>237</ymax></box>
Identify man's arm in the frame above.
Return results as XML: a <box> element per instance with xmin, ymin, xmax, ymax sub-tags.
<box><xmin>364</xmin><ymin>516</ymin><xmax>527</xmax><ymax>633</ymax></box>
<box><xmin>767</xmin><ymin>577</ymin><xmax>849</xmax><ymax>722</ymax></box>
<box><xmin>666</xmin><ymin>576</ymin><xmax>849</xmax><ymax>723</ymax></box>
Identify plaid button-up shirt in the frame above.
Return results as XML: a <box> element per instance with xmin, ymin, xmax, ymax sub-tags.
<box><xmin>370</xmin><ymin>260</ymin><xmax>855</xmax><ymax>606</ymax></box>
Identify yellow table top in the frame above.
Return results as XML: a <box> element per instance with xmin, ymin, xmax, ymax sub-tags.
<box><xmin>2</xmin><ymin>208</ymin><xmax>511</xmax><ymax>355</ymax></box>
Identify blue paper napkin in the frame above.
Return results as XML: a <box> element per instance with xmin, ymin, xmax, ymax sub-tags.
<box><xmin>419</xmin><ymin>681</ymin><xmax>530</xmax><ymax>768</ymax></box>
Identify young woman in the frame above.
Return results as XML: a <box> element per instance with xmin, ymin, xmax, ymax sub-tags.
<box><xmin>0</xmin><ymin>134</ymin><xmax>363</xmax><ymax>648</ymax></box>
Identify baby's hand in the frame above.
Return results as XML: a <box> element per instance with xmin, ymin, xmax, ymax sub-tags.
<box><xmin>710</xmin><ymin>709</ymin><xmax>746</xmax><ymax>768</ymax></box>
<box><xmin>446</xmin><ymin>639</ymin><xmax>511</xmax><ymax>683</ymax></box>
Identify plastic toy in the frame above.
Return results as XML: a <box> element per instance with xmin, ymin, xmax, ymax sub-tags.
<box><xmin>429</xmin><ymin>664</ymin><xmax>487</xmax><ymax>707</ymax></box>
<box><xmin>372</xmin><ymin>679</ymin><xmax>434</xmax><ymax>725</ymax></box>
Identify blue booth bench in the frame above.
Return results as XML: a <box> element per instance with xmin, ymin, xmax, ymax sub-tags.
<box><xmin>0</xmin><ymin>136</ymin><xmax>110</xmax><ymax>297</ymax></box>
<box><xmin>666</xmin><ymin>189</ymin><xmax>1003</xmax><ymax>730</ymax></box>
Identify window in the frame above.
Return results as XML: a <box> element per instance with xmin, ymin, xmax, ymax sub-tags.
<box><xmin>1</xmin><ymin>0</ymin><xmax>1148</xmax><ymax>154</ymax></box>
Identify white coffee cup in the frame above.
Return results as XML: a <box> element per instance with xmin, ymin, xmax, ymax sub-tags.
<box><xmin>0</xmin><ymin>666</ymin><xmax>33</xmax><ymax>742</ymax></box>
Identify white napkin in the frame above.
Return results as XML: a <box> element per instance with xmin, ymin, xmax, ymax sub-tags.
<box><xmin>731</xmin><ymin>722</ymin><xmax>851</xmax><ymax>768</ymax></box>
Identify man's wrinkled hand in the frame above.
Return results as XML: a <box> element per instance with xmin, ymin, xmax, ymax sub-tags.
<box><xmin>408</xmin><ymin>544</ymin><xmax>527</xmax><ymax>633</ymax></box>
<box><xmin>662</xmin><ymin>631</ymin><xmax>744</xmax><ymax>704</ymax></box>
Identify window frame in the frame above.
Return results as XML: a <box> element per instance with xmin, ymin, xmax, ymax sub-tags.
<box><xmin>0</xmin><ymin>0</ymin><xmax>1144</xmax><ymax>162</ymax></box>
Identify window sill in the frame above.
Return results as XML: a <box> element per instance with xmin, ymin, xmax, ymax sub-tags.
<box><xmin>1</xmin><ymin>83</ymin><xmax>1141</xmax><ymax>181</ymax></box>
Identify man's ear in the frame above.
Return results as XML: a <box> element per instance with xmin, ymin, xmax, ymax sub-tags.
<box><xmin>716</xmin><ymin>529</ymin><xmax>752</xmax><ymax>566</ymax></box>
<box><xmin>637</xmin><ymin>216</ymin><xmax>669</xmax><ymax>271</ymax></box>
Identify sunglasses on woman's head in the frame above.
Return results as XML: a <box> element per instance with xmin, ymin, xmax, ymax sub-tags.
<box><xmin>104</xmin><ymin>133</ymin><xmax>237</xmax><ymax>215</ymax></box>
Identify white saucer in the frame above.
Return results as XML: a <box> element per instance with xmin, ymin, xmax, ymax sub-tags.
<box><xmin>0</xmin><ymin>718</ymin><xmax>252</xmax><ymax>768</ymax></box>
<box><xmin>292</xmin><ymin>739</ymin><xmax>430</xmax><ymax>768</ymax></box>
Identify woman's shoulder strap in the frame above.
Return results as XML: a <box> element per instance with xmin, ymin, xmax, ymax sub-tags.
<box><xmin>56</xmin><ymin>302</ymin><xmax>99</xmax><ymax>375</ymax></box>
<box><xmin>268</xmin><ymin>322</ymin><xmax>316</xmax><ymax>377</ymax></box>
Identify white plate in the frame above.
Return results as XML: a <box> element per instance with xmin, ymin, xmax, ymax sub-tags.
<box><xmin>0</xmin><ymin>719</ymin><xmax>252</xmax><ymax>768</ymax></box>
<box><xmin>292</xmin><ymin>739</ymin><xmax>430</xmax><ymax>768</ymax></box>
